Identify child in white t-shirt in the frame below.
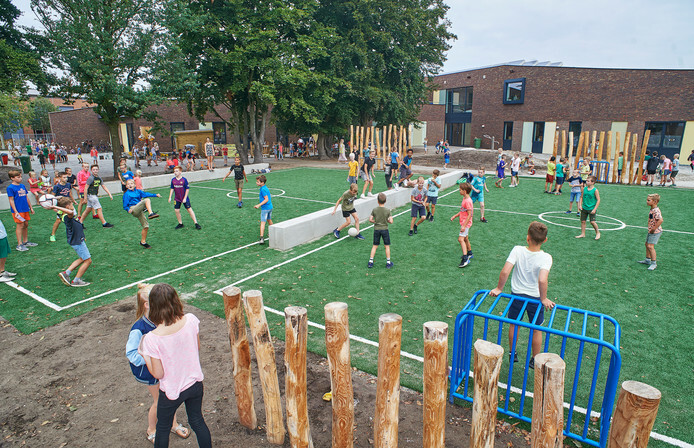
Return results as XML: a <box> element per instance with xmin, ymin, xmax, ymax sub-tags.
<box><xmin>489</xmin><ymin>221</ymin><xmax>555</xmax><ymax>369</ymax></box>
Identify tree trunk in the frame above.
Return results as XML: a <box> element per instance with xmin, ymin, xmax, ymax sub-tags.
<box><xmin>316</xmin><ymin>133</ymin><xmax>331</xmax><ymax>159</ymax></box>
<box><xmin>107</xmin><ymin>121</ymin><xmax>123</xmax><ymax>177</ymax></box>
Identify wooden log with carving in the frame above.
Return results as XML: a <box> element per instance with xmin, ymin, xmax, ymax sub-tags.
<box><xmin>561</xmin><ymin>130</ymin><xmax>567</xmax><ymax>160</ymax></box>
<box><xmin>628</xmin><ymin>134</ymin><xmax>638</xmax><ymax>185</ymax></box>
<box><xmin>423</xmin><ymin>321</ymin><xmax>448</xmax><ymax>448</ymax></box>
<box><xmin>621</xmin><ymin>132</ymin><xmax>631</xmax><ymax>184</ymax></box>
<box><xmin>325</xmin><ymin>302</ymin><xmax>354</xmax><ymax>448</ymax></box>
<box><xmin>635</xmin><ymin>130</ymin><xmax>650</xmax><ymax>185</ymax></box>
<box><xmin>243</xmin><ymin>290</ymin><xmax>285</xmax><ymax>444</ymax></box>
<box><xmin>597</xmin><ymin>131</ymin><xmax>606</xmax><ymax>161</ymax></box>
<box><xmin>222</xmin><ymin>286</ymin><xmax>257</xmax><ymax>430</ymax></box>
<box><xmin>611</xmin><ymin>132</ymin><xmax>621</xmax><ymax>184</ymax></box>
<box><xmin>608</xmin><ymin>381</ymin><xmax>661</xmax><ymax>448</ymax></box>
<box><xmin>284</xmin><ymin>306</ymin><xmax>313</xmax><ymax>448</ymax></box>
<box><xmin>374</xmin><ymin>313</ymin><xmax>402</xmax><ymax>448</ymax></box>
<box><xmin>531</xmin><ymin>353</ymin><xmax>566</xmax><ymax>448</ymax></box>
<box><xmin>349</xmin><ymin>125</ymin><xmax>354</xmax><ymax>154</ymax></box>
<box><xmin>552</xmin><ymin>130</ymin><xmax>559</xmax><ymax>158</ymax></box>
<box><xmin>470</xmin><ymin>340</ymin><xmax>504</xmax><ymax>448</ymax></box>
<box><xmin>567</xmin><ymin>132</ymin><xmax>574</xmax><ymax>171</ymax></box>
<box><xmin>574</xmin><ymin>132</ymin><xmax>585</xmax><ymax>170</ymax></box>
<box><xmin>590</xmin><ymin>130</ymin><xmax>597</xmax><ymax>157</ymax></box>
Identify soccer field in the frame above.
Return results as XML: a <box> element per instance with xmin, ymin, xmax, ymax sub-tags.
<box><xmin>1</xmin><ymin>167</ymin><xmax>692</xmax><ymax>447</ymax></box>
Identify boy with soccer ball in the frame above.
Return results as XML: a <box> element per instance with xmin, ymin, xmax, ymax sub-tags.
<box><xmin>6</xmin><ymin>170</ymin><xmax>36</xmax><ymax>251</ymax></box>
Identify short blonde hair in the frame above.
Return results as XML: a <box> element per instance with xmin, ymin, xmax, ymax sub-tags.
<box><xmin>647</xmin><ymin>193</ymin><xmax>660</xmax><ymax>204</ymax></box>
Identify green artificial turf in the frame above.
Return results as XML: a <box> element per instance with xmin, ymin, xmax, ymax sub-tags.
<box><xmin>1</xmin><ymin>167</ymin><xmax>692</xmax><ymax>446</ymax></box>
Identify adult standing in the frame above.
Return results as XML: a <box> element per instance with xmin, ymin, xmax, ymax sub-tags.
<box><xmin>687</xmin><ymin>150</ymin><xmax>694</xmax><ymax>172</ymax></box>
<box><xmin>204</xmin><ymin>137</ymin><xmax>214</xmax><ymax>171</ymax></box>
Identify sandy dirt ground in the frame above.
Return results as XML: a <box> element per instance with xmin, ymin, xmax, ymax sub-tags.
<box><xmin>0</xmin><ymin>298</ymin><xmax>534</xmax><ymax>447</ymax></box>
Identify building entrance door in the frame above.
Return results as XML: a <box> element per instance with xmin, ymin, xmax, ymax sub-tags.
<box><xmin>532</xmin><ymin>122</ymin><xmax>545</xmax><ymax>153</ymax></box>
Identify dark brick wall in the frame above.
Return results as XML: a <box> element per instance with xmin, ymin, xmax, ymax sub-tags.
<box><xmin>419</xmin><ymin>66</ymin><xmax>694</xmax><ymax>149</ymax></box>
<box><xmin>49</xmin><ymin>107</ymin><xmax>111</xmax><ymax>148</ymax></box>
<box><xmin>419</xmin><ymin>104</ymin><xmax>445</xmax><ymax>143</ymax></box>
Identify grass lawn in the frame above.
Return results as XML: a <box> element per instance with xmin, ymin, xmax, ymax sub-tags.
<box><xmin>1</xmin><ymin>167</ymin><xmax>692</xmax><ymax>447</ymax></box>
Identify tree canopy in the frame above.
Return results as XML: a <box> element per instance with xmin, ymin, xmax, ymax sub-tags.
<box><xmin>0</xmin><ymin>0</ymin><xmax>46</xmax><ymax>94</ymax></box>
<box><xmin>28</xmin><ymin>97</ymin><xmax>57</xmax><ymax>134</ymax></box>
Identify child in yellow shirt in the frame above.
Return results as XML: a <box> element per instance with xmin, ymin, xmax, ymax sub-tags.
<box><xmin>347</xmin><ymin>153</ymin><xmax>359</xmax><ymax>185</ymax></box>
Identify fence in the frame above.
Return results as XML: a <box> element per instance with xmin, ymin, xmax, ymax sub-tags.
<box><xmin>216</xmin><ymin>286</ymin><xmax>660</xmax><ymax>448</ymax></box>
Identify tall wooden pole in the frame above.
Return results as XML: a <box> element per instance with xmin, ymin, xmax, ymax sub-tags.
<box><xmin>408</xmin><ymin>124</ymin><xmax>413</xmax><ymax>150</ymax></box>
<box><xmin>324</xmin><ymin>302</ymin><xmax>354</xmax><ymax>448</ymax></box>
<box><xmin>567</xmin><ymin>132</ymin><xmax>574</xmax><ymax>171</ymax></box>
<box><xmin>531</xmin><ymin>353</ymin><xmax>566</xmax><ymax>448</ymax></box>
<box><xmin>361</xmin><ymin>125</ymin><xmax>366</xmax><ymax>156</ymax></box>
<box><xmin>621</xmin><ymin>132</ymin><xmax>631</xmax><ymax>184</ymax></box>
<box><xmin>350</xmin><ymin>125</ymin><xmax>354</xmax><ymax>155</ymax></box>
<box><xmin>605</xmin><ymin>131</ymin><xmax>613</xmax><ymax>171</ymax></box>
<box><xmin>608</xmin><ymin>381</ymin><xmax>661</xmax><ymax>448</ymax></box>
<box><xmin>399</xmin><ymin>125</ymin><xmax>405</xmax><ymax>158</ymax></box>
<box><xmin>222</xmin><ymin>286</ymin><xmax>257</xmax><ymax>430</ymax></box>
<box><xmin>387</xmin><ymin>124</ymin><xmax>393</xmax><ymax>153</ymax></box>
<box><xmin>285</xmin><ymin>306</ymin><xmax>313</xmax><ymax>448</ymax></box>
<box><xmin>423</xmin><ymin>321</ymin><xmax>448</xmax><ymax>448</ymax></box>
<box><xmin>574</xmin><ymin>132</ymin><xmax>585</xmax><ymax>170</ymax></box>
<box><xmin>612</xmin><ymin>132</ymin><xmax>622</xmax><ymax>184</ymax></box>
<box><xmin>374</xmin><ymin>314</ymin><xmax>402</xmax><ymax>448</ymax></box>
<box><xmin>552</xmin><ymin>130</ymin><xmax>559</xmax><ymax>158</ymax></box>
<box><xmin>597</xmin><ymin>131</ymin><xmax>606</xmax><ymax>161</ymax></box>
<box><xmin>561</xmin><ymin>130</ymin><xmax>567</xmax><ymax>160</ymax></box>
<box><xmin>365</xmin><ymin>126</ymin><xmax>371</xmax><ymax>154</ymax></box>
<box><xmin>628</xmin><ymin>134</ymin><xmax>638</xmax><ymax>185</ymax></box>
<box><xmin>244</xmin><ymin>290</ymin><xmax>285</xmax><ymax>445</ymax></box>
<box><xmin>376</xmin><ymin>128</ymin><xmax>382</xmax><ymax>170</ymax></box>
<box><xmin>590</xmin><ymin>131</ymin><xmax>597</xmax><ymax>157</ymax></box>
<box><xmin>635</xmin><ymin>130</ymin><xmax>650</xmax><ymax>185</ymax></box>
<box><xmin>470</xmin><ymin>340</ymin><xmax>504</xmax><ymax>448</ymax></box>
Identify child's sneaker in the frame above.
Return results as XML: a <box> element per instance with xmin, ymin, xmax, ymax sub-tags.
<box><xmin>576</xmin><ymin>212</ymin><xmax>579</xmax><ymax>216</ymax></box>
<box><xmin>408</xmin><ymin>230</ymin><xmax>413</xmax><ymax>236</ymax></box>
<box><xmin>429</xmin><ymin>214</ymin><xmax>434</xmax><ymax>222</ymax></box>
<box><xmin>480</xmin><ymin>217</ymin><xmax>488</xmax><ymax>223</ymax></box>
<box><xmin>367</xmin><ymin>261</ymin><xmax>374</xmax><ymax>268</ymax></box>
<box><xmin>140</xmin><ymin>242</ymin><xmax>151</xmax><ymax>249</ymax></box>
<box><xmin>333</xmin><ymin>229</ymin><xmax>340</xmax><ymax>239</ymax></box>
<box><xmin>467</xmin><ymin>252</ymin><xmax>474</xmax><ymax>260</ymax></box>
<box><xmin>92</xmin><ymin>214</ymin><xmax>99</xmax><ymax>219</ymax></box>
<box><xmin>102</xmin><ymin>222</ymin><xmax>114</xmax><ymax>228</ymax></box>
<box><xmin>16</xmin><ymin>244</ymin><xmax>28</xmax><ymax>252</ymax></box>
<box><xmin>636</xmin><ymin>259</ymin><xmax>651</xmax><ymax>264</ymax></box>
<box><xmin>458</xmin><ymin>257</ymin><xmax>470</xmax><ymax>268</ymax></box>
<box><xmin>648</xmin><ymin>263</ymin><xmax>657</xmax><ymax>271</ymax></box>
<box><xmin>413</xmin><ymin>225</ymin><xmax>418</xmax><ymax>234</ymax></box>
<box><xmin>258</xmin><ymin>237</ymin><xmax>265</xmax><ymax>245</ymax></box>
<box><xmin>58</xmin><ymin>271</ymin><xmax>71</xmax><ymax>286</ymax></box>
<box><xmin>510</xmin><ymin>353</ymin><xmax>518</xmax><ymax>363</ymax></box>
<box><xmin>238</xmin><ymin>201</ymin><xmax>243</xmax><ymax>208</ymax></box>
<box><xmin>385</xmin><ymin>261</ymin><xmax>394</xmax><ymax>269</ymax></box>
<box><xmin>0</xmin><ymin>272</ymin><xmax>14</xmax><ymax>283</ymax></box>
<box><xmin>368</xmin><ymin>192</ymin><xmax>374</xmax><ymax>197</ymax></box>
<box><xmin>425</xmin><ymin>212</ymin><xmax>431</xmax><ymax>221</ymax></box>
<box><xmin>360</xmin><ymin>193</ymin><xmax>366</xmax><ymax>199</ymax></box>
<box><xmin>195</xmin><ymin>223</ymin><xmax>202</xmax><ymax>230</ymax></box>
<box><xmin>355</xmin><ymin>233</ymin><xmax>365</xmax><ymax>240</ymax></box>
<box><xmin>71</xmin><ymin>278</ymin><xmax>90</xmax><ymax>287</ymax></box>
<box><xmin>49</xmin><ymin>235</ymin><xmax>56</xmax><ymax>242</ymax></box>
<box><xmin>24</xmin><ymin>241</ymin><xmax>38</xmax><ymax>247</ymax></box>
<box><xmin>148</xmin><ymin>212</ymin><xmax>160</xmax><ymax>219</ymax></box>
<box><xmin>565</xmin><ymin>210</ymin><xmax>572</xmax><ymax>214</ymax></box>
<box><xmin>175</xmin><ymin>223</ymin><xmax>184</xmax><ymax>229</ymax></box>
<box><xmin>529</xmin><ymin>357</ymin><xmax>535</xmax><ymax>369</ymax></box>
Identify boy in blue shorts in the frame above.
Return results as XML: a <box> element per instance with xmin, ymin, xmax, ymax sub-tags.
<box><xmin>408</xmin><ymin>177</ymin><xmax>428</xmax><ymax>236</ymax></box>
<box><xmin>53</xmin><ymin>197</ymin><xmax>92</xmax><ymax>287</ymax></box>
<box><xmin>470</xmin><ymin>168</ymin><xmax>489</xmax><ymax>223</ymax></box>
<box><xmin>566</xmin><ymin>169</ymin><xmax>582</xmax><ymax>215</ymax></box>
<box><xmin>168</xmin><ymin>166</ymin><xmax>201</xmax><ymax>230</ymax></box>
<box><xmin>254</xmin><ymin>175</ymin><xmax>273</xmax><ymax>244</ymax></box>
<box><xmin>443</xmin><ymin>143</ymin><xmax>450</xmax><ymax>169</ymax></box>
<box><xmin>494</xmin><ymin>156</ymin><xmax>506</xmax><ymax>188</ymax></box>
<box><xmin>425</xmin><ymin>169</ymin><xmax>441</xmax><ymax>221</ymax></box>
<box><xmin>368</xmin><ymin>193</ymin><xmax>394</xmax><ymax>268</ymax></box>
<box><xmin>398</xmin><ymin>148</ymin><xmax>414</xmax><ymax>189</ymax></box>
<box><xmin>6</xmin><ymin>170</ymin><xmax>36</xmax><ymax>252</ymax></box>
<box><xmin>489</xmin><ymin>221</ymin><xmax>555</xmax><ymax>368</ymax></box>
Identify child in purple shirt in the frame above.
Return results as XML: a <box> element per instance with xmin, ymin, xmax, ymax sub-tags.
<box><xmin>167</xmin><ymin>166</ymin><xmax>201</xmax><ymax>230</ymax></box>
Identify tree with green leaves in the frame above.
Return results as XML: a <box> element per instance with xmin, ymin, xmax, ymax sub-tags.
<box><xmin>0</xmin><ymin>93</ymin><xmax>28</xmax><ymax>150</ymax></box>
<box><xmin>30</xmin><ymin>0</ymin><xmax>165</xmax><ymax>172</ymax></box>
<box><xmin>0</xmin><ymin>0</ymin><xmax>46</xmax><ymax>94</ymax></box>
<box><xmin>27</xmin><ymin>97</ymin><xmax>57</xmax><ymax>134</ymax></box>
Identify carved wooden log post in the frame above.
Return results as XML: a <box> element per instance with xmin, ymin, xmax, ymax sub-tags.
<box><xmin>285</xmin><ymin>306</ymin><xmax>313</xmax><ymax>448</ymax></box>
<box><xmin>350</xmin><ymin>125</ymin><xmax>354</xmax><ymax>154</ymax></box>
<box><xmin>376</xmin><ymin>128</ymin><xmax>382</xmax><ymax>170</ymax></box>
<box><xmin>561</xmin><ymin>130</ymin><xmax>567</xmax><ymax>160</ymax></box>
<box><xmin>574</xmin><ymin>132</ymin><xmax>584</xmax><ymax>170</ymax></box>
<box><xmin>597</xmin><ymin>131</ymin><xmax>606</xmax><ymax>161</ymax></box>
<box><xmin>552</xmin><ymin>130</ymin><xmax>559</xmax><ymax>158</ymax></box>
<box><xmin>470</xmin><ymin>340</ymin><xmax>504</xmax><ymax>448</ymax></box>
<box><xmin>608</xmin><ymin>381</ymin><xmax>661</xmax><ymax>448</ymax></box>
<box><xmin>605</xmin><ymin>131</ymin><xmax>613</xmax><ymax>169</ymax></box>
<box><xmin>324</xmin><ymin>302</ymin><xmax>354</xmax><ymax>448</ymax></box>
<box><xmin>611</xmin><ymin>132</ymin><xmax>621</xmax><ymax>183</ymax></box>
<box><xmin>567</xmin><ymin>132</ymin><xmax>574</xmax><ymax>171</ymax></box>
<box><xmin>374</xmin><ymin>313</ymin><xmax>402</xmax><ymax>448</ymax></box>
<box><xmin>388</xmin><ymin>124</ymin><xmax>393</xmax><ymax>153</ymax></box>
<box><xmin>635</xmin><ymin>130</ymin><xmax>650</xmax><ymax>185</ymax></box>
<box><xmin>361</xmin><ymin>125</ymin><xmax>366</xmax><ymax>155</ymax></box>
<box><xmin>590</xmin><ymin>130</ymin><xmax>597</xmax><ymax>157</ymax></box>
<box><xmin>423</xmin><ymin>321</ymin><xmax>448</xmax><ymax>448</ymax></box>
<box><xmin>531</xmin><ymin>353</ymin><xmax>566</xmax><ymax>448</ymax></box>
<box><xmin>365</xmin><ymin>126</ymin><xmax>371</xmax><ymax>153</ymax></box>
<box><xmin>628</xmin><ymin>134</ymin><xmax>638</xmax><ymax>185</ymax></box>
<box><xmin>621</xmin><ymin>132</ymin><xmax>631</xmax><ymax>184</ymax></box>
<box><xmin>243</xmin><ymin>290</ymin><xmax>285</xmax><ymax>444</ymax></box>
<box><xmin>222</xmin><ymin>286</ymin><xmax>257</xmax><ymax>430</ymax></box>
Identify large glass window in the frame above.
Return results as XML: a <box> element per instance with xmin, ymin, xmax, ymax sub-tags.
<box><xmin>663</xmin><ymin>122</ymin><xmax>684</xmax><ymax>148</ymax></box>
<box><xmin>645</xmin><ymin>121</ymin><xmax>684</xmax><ymax>156</ymax></box>
<box><xmin>447</xmin><ymin>87</ymin><xmax>473</xmax><ymax>113</ymax></box>
<box><xmin>533</xmin><ymin>122</ymin><xmax>545</xmax><ymax>142</ymax></box>
<box><xmin>503</xmin><ymin>122</ymin><xmax>513</xmax><ymax>140</ymax></box>
<box><xmin>213</xmin><ymin>122</ymin><xmax>227</xmax><ymax>144</ymax></box>
<box><xmin>503</xmin><ymin>78</ymin><xmax>526</xmax><ymax>104</ymax></box>
<box><xmin>170</xmin><ymin>122</ymin><xmax>185</xmax><ymax>149</ymax></box>
<box><xmin>569</xmin><ymin>121</ymin><xmax>582</xmax><ymax>155</ymax></box>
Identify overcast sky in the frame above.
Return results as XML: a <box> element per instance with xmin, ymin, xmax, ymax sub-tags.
<box><xmin>13</xmin><ymin>0</ymin><xmax>694</xmax><ymax>73</ymax></box>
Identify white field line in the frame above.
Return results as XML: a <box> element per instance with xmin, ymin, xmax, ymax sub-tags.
<box><xmin>194</xmin><ymin>184</ymin><xmax>334</xmax><ymax>205</ymax></box>
<box><xmin>4</xmin><ymin>281</ymin><xmax>62</xmax><ymax>311</ymax></box>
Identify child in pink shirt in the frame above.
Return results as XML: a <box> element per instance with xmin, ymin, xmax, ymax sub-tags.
<box><xmin>134</xmin><ymin>169</ymin><xmax>144</xmax><ymax>190</ymax></box>
<box><xmin>450</xmin><ymin>182</ymin><xmax>474</xmax><ymax>268</ymax></box>
<box><xmin>139</xmin><ymin>283</ymin><xmax>211</xmax><ymax>447</ymax></box>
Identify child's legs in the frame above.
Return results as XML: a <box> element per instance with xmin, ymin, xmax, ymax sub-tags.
<box><xmin>508</xmin><ymin>323</ymin><xmax>518</xmax><ymax>351</ymax></box>
<box><xmin>174</xmin><ymin>208</ymin><xmax>182</xmax><ymax>223</ymax></box>
<box><xmin>51</xmin><ymin>216</ymin><xmax>61</xmax><ymax>236</ymax></box>
<box><xmin>590</xmin><ymin>218</ymin><xmax>599</xmax><ymax>233</ymax></box>
<box><xmin>186</xmin><ymin>207</ymin><xmax>197</xmax><ymax>223</ymax></box>
<box><xmin>154</xmin><ymin>390</ymin><xmax>181</xmax><ymax>447</ymax></box>
<box><xmin>237</xmin><ymin>187</ymin><xmax>243</xmax><ymax>202</ymax></box>
<box><xmin>531</xmin><ymin>329</ymin><xmax>543</xmax><ymax>357</ymax></box>
<box><xmin>351</xmin><ymin>212</ymin><xmax>359</xmax><ymax>231</ymax></box>
<box><xmin>646</xmin><ymin>242</ymin><xmax>656</xmax><ymax>260</ymax></box>
<box><xmin>479</xmin><ymin>201</ymin><xmax>485</xmax><ymax>218</ymax></box>
<box><xmin>79</xmin><ymin>206</ymin><xmax>93</xmax><ymax>222</ymax></box>
<box><xmin>464</xmin><ymin>236</ymin><xmax>471</xmax><ymax>252</ymax></box>
<box><xmin>143</xmin><ymin>198</ymin><xmax>153</xmax><ymax>214</ymax></box>
<box><xmin>0</xmin><ymin>256</ymin><xmax>6</xmax><ymax>272</ymax></box>
<box><xmin>367</xmin><ymin>179</ymin><xmax>373</xmax><ymax>193</ymax></box>
<box><xmin>337</xmin><ymin>215</ymin><xmax>351</xmax><ymax>231</ymax></box>
<box><xmin>141</xmin><ymin>227</ymin><xmax>149</xmax><ymax>243</ymax></box>
<box><xmin>416</xmin><ymin>216</ymin><xmax>426</xmax><ymax>226</ymax></box>
<box><xmin>370</xmin><ymin>245</ymin><xmax>378</xmax><ymax>259</ymax></box>
<box><xmin>458</xmin><ymin>235</ymin><xmax>467</xmax><ymax>254</ymax></box>
<box><xmin>73</xmin><ymin>257</ymin><xmax>91</xmax><ymax>278</ymax></box>
<box><xmin>430</xmin><ymin>203</ymin><xmax>436</xmax><ymax>215</ymax></box>
<box><xmin>384</xmin><ymin>244</ymin><xmax>391</xmax><ymax>259</ymax></box>
<box><xmin>94</xmin><ymin>208</ymin><xmax>105</xmax><ymax>224</ymax></box>
<box><xmin>259</xmin><ymin>221</ymin><xmax>266</xmax><ymax>237</ymax></box>
<box><xmin>21</xmin><ymin>222</ymin><xmax>28</xmax><ymax>243</ymax></box>
<box><xmin>410</xmin><ymin>216</ymin><xmax>416</xmax><ymax>229</ymax></box>
<box><xmin>579</xmin><ymin>219</ymin><xmax>587</xmax><ymax>235</ymax></box>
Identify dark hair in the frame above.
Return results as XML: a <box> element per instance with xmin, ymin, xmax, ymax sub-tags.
<box><xmin>8</xmin><ymin>169</ymin><xmax>21</xmax><ymax>178</ymax></box>
<box><xmin>148</xmin><ymin>283</ymin><xmax>184</xmax><ymax>326</ymax></box>
<box><xmin>527</xmin><ymin>221</ymin><xmax>548</xmax><ymax>245</ymax></box>
<box><xmin>90</xmin><ymin>164</ymin><xmax>99</xmax><ymax>169</ymax></box>
<box><xmin>377</xmin><ymin>192</ymin><xmax>387</xmax><ymax>204</ymax></box>
<box><xmin>459</xmin><ymin>182</ymin><xmax>472</xmax><ymax>193</ymax></box>
<box><xmin>550</xmin><ymin>156</ymin><xmax>555</xmax><ymax>161</ymax></box>
<box><xmin>57</xmin><ymin>171</ymin><xmax>66</xmax><ymax>177</ymax></box>
<box><xmin>257</xmin><ymin>175</ymin><xmax>267</xmax><ymax>184</ymax></box>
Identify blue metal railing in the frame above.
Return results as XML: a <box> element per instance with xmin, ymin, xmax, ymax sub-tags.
<box><xmin>450</xmin><ymin>290</ymin><xmax>621</xmax><ymax>448</ymax></box>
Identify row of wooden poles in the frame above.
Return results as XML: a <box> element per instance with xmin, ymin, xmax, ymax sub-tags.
<box><xmin>350</xmin><ymin>124</ymin><xmax>412</xmax><ymax>169</ymax></box>
<box><xmin>551</xmin><ymin>129</ymin><xmax>653</xmax><ymax>185</ymax></box>
<box><xmin>223</xmin><ymin>286</ymin><xmax>661</xmax><ymax>448</ymax></box>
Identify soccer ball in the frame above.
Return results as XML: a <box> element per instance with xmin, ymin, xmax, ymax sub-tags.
<box><xmin>347</xmin><ymin>227</ymin><xmax>358</xmax><ymax>237</ymax></box>
<box><xmin>38</xmin><ymin>193</ymin><xmax>57</xmax><ymax>209</ymax></box>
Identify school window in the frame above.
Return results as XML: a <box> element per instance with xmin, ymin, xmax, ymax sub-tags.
<box><xmin>503</xmin><ymin>122</ymin><xmax>513</xmax><ymax>140</ymax></box>
<box><xmin>503</xmin><ymin>78</ymin><xmax>525</xmax><ymax>104</ymax></box>
<box><xmin>533</xmin><ymin>122</ymin><xmax>544</xmax><ymax>142</ymax></box>
<box><xmin>170</xmin><ymin>122</ymin><xmax>185</xmax><ymax>149</ymax></box>
<box><xmin>568</xmin><ymin>121</ymin><xmax>582</xmax><ymax>155</ymax></box>
<box><xmin>447</xmin><ymin>87</ymin><xmax>473</xmax><ymax>113</ymax></box>
<box><xmin>213</xmin><ymin>122</ymin><xmax>227</xmax><ymax>144</ymax></box>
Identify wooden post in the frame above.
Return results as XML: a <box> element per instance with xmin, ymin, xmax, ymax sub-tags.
<box><xmin>590</xmin><ymin>130</ymin><xmax>597</xmax><ymax>157</ymax></box>
<box><xmin>222</xmin><ymin>286</ymin><xmax>257</xmax><ymax>430</ymax></box>
<box><xmin>531</xmin><ymin>353</ymin><xmax>566</xmax><ymax>448</ymax></box>
<box><xmin>371</xmin><ymin>125</ymin><xmax>376</xmax><ymax>158</ymax></box>
<box><xmin>284</xmin><ymin>307</ymin><xmax>313</xmax><ymax>448</ymax></box>
<box><xmin>361</xmin><ymin>125</ymin><xmax>366</xmax><ymax>155</ymax></box>
<box><xmin>567</xmin><ymin>131</ymin><xmax>574</xmax><ymax>171</ymax></box>
<box><xmin>243</xmin><ymin>290</ymin><xmax>285</xmax><ymax>444</ymax></box>
<box><xmin>611</xmin><ymin>132</ymin><xmax>620</xmax><ymax>184</ymax></box>
<box><xmin>561</xmin><ymin>130</ymin><xmax>567</xmax><ymax>160</ymax></box>
<box><xmin>574</xmin><ymin>132</ymin><xmax>585</xmax><ymax>170</ymax></box>
<box><xmin>608</xmin><ymin>381</ymin><xmax>661</xmax><ymax>448</ymax></box>
<box><xmin>621</xmin><ymin>132</ymin><xmax>631</xmax><ymax>184</ymax></box>
<box><xmin>399</xmin><ymin>125</ymin><xmax>405</xmax><ymax>158</ymax></box>
<box><xmin>374</xmin><ymin>314</ymin><xmax>402</xmax><ymax>448</ymax></box>
<box><xmin>635</xmin><ymin>130</ymin><xmax>650</xmax><ymax>185</ymax></box>
<box><xmin>365</xmin><ymin>126</ymin><xmax>371</xmax><ymax>154</ymax></box>
<box><xmin>470</xmin><ymin>340</ymin><xmax>504</xmax><ymax>448</ymax></box>
<box><xmin>423</xmin><ymin>321</ymin><xmax>448</xmax><ymax>448</ymax></box>
<box><xmin>408</xmin><ymin>125</ymin><xmax>413</xmax><ymax>150</ymax></box>
<box><xmin>387</xmin><ymin>124</ymin><xmax>393</xmax><ymax>154</ymax></box>
<box><xmin>628</xmin><ymin>134</ymin><xmax>638</xmax><ymax>185</ymax></box>
<box><xmin>597</xmin><ymin>131</ymin><xmax>606</xmax><ymax>161</ymax></box>
<box><xmin>605</xmin><ymin>131</ymin><xmax>613</xmax><ymax>169</ymax></box>
<box><xmin>376</xmin><ymin>128</ymin><xmax>382</xmax><ymax>170</ymax></box>
<box><xmin>552</xmin><ymin>130</ymin><xmax>559</xmax><ymax>158</ymax></box>
<box><xmin>350</xmin><ymin>125</ymin><xmax>354</xmax><ymax>154</ymax></box>
<box><xmin>324</xmin><ymin>302</ymin><xmax>354</xmax><ymax>448</ymax></box>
